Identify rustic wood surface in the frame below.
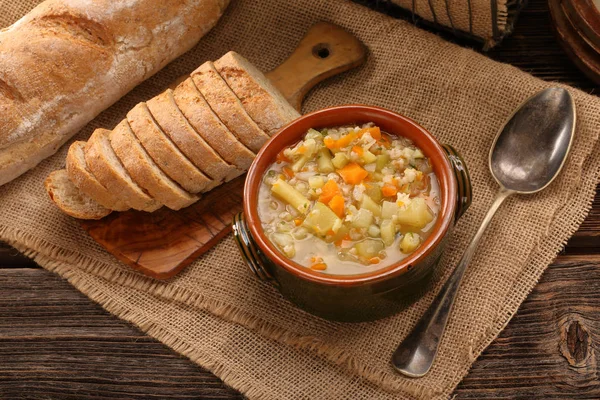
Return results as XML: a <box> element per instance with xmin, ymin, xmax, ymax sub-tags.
<box><xmin>1</xmin><ymin>0</ymin><xmax>599</xmax><ymax>398</ymax></box>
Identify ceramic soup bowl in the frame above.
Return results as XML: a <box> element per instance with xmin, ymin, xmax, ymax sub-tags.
<box><xmin>233</xmin><ymin>105</ymin><xmax>471</xmax><ymax>322</ymax></box>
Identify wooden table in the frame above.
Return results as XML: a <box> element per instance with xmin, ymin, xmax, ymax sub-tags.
<box><xmin>1</xmin><ymin>0</ymin><xmax>599</xmax><ymax>398</ymax></box>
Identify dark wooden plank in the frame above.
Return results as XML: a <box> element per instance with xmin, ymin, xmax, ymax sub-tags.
<box><xmin>0</xmin><ymin>268</ymin><xmax>244</xmax><ymax>400</ymax></box>
<box><xmin>455</xmin><ymin>254</ymin><xmax>600</xmax><ymax>398</ymax></box>
<box><xmin>1</xmin><ymin>256</ymin><xmax>598</xmax><ymax>398</ymax></box>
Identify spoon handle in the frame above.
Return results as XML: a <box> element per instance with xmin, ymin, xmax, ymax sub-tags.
<box><xmin>391</xmin><ymin>188</ymin><xmax>513</xmax><ymax>377</ymax></box>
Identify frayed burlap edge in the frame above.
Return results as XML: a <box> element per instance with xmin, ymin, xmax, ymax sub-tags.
<box><xmin>3</xmin><ymin>227</ymin><xmax>439</xmax><ymax>398</ymax></box>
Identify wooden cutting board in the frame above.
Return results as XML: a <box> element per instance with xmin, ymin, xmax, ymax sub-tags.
<box><xmin>80</xmin><ymin>22</ymin><xmax>367</xmax><ymax>280</ymax></box>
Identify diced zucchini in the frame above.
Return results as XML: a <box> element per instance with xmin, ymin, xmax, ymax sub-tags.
<box><xmin>413</xmin><ymin>149</ymin><xmax>424</xmax><ymax>159</ymax></box>
<box><xmin>381</xmin><ymin>201</ymin><xmax>400</xmax><ymax>219</ymax></box>
<box><xmin>396</xmin><ymin>197</ymin><xmax>433</xmax><ymax>228</ymax></box>
<box><xmin>365</xmin><ymin>184</ymin><xmax>382</xmax><ymax>202</ymax></box>
<box><xmin>362</xmin><ymin>150</ymin><xmax>377</xmax><ymax>164</ymax></box>
<box><xmin>376</xmin><ymin>153</ymin><xmax>390</xmax><ymax>171</ymax></box>
<box><xmin>355</xmin><ymin>239</ymin><xmax>384</xmax><ymax>259</ymax></box>
<box><xmin>317</xmin><ymin>148</ymin><xmax>335</xmax><ymax>173</ymax></box>
<box><xmin>271</xmin><ymin>179</ymin><xmax>310</xmax><ymax>214</ymax></box>
<box><xmin>308</xmin><ymin>175</ymin><xmax>325</xmax><ymax>189</ymax></box>
<box><xmin>303</xmin><ymin>202</ymin><xmax>341</xmax><ymax>236</ymax></box>
<box><xmin>351</xmin><ymin>208</ymin><xmax>373</xmax><ymax>229</ymax></box>
<box><xmin>306</xmin><ymin>128</ymin><xmax>322</xmax><ymax>140</ymax></box>
<box><xmin>399</xmin><ymin>232</ymin><xmax>421</xmax><ymax>254</ymax></box>
<box><xmin>328</xmin><ymin>223</ymin><xmax>350</xmax><ymax>243</ymax></box>
<box><xmin>360</xmin><ymin>195</ymin><xmax>382</xmax><ymax>217</ymax></box>
<box><xmin>332</xmin><ymin>152</ymin><xmax>349</xmax><ymax>169</ymax></box>
<box><xmin>380</xmin><ymin>219</ymin><xmax>396</xmax><ymax>246</ymax></box>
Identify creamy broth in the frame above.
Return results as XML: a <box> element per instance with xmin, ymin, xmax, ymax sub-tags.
<box><xmin>258</xmin><ymin>123</ymin><xmax>440</xmax><ymax>275</ymax></box>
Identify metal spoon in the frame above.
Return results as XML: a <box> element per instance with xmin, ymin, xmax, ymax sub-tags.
<box><xmin>392</xmin><ymin>87</ymin><xmax>576</xmax><ymax>378</ymax></box>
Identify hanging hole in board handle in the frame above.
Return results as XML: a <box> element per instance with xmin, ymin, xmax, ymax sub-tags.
<box><xmin>312</xmin><ymin>43</ymin><xmax>331</xmax><ymax>59</ymax></box>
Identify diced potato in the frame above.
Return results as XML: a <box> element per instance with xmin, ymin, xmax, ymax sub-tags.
<box><xmin>303</xmin><ymin>202</ymin><xmax>341</xmax><ymax>236</ymax></box>
<box><xmin>360</xmin><ymin>195</ymin><xmax>382</xmax><ymax>217</ymax></box>
<box><xmin>362</xmin><ymin>150</ymin><xmax>377</xmax><ymax>164</ymax></box>
<box><xmin>399</xmin><ymin>232</ymin><xmax>421</xmax><ymax>254</ymax></box>
<box><xmin>305</xmin><ymin>128</ymin><xmax>322</xmax><ymax>140</ymax></box>
<box><xmin>396</xmin><ymin>197</ymin><xmax>434</xmax><ymax>228</ymax></box>
<box><xmin>365</xmin><ymin>184</ymin><xmax>382</xmax><ymax>202</ymax></box>
<box><xmin>351</xmin><ymin>208</ymin><xmax>373</xmax><ymax>229</ymax></box>
<box><xmin>317</xmin><ymin>148</ymin><xmax>335</xmax><ymax>173</ymax></box>
<box><xmin>381</xmin><ymin>201</ymin><xmax>400</xmax><ymax>219</ymax></box>
<box><xmin>355</xmin><ymin>239</ymin><xmax>384</xmax><ymax>259</ymax></box>
<box><xmin>327</xmin><ymin>223</ymin><xmax>350</xmax><ymax>243</ymax></box>
<box><xmin>271</xmin><ymin>179</ymin><xmax>310</xmax><ymax>214</ymax></box>
<box><xmin>308</xmin><ymin>175</ymin><xmax>325</xmax><ymax>189</ymax></box>
<box><xmin>270</xmin><ymin>233</ymin><xmax>295</xmax><ymax>257</ymax></box>
<box><xmin>413</xmin><ymin>149</ymin><xmax>425</xmax><ymax>159</ymax></box>
<box><xmin>367</xmin><ymin>225</ymin><xmax>381</xmax><ymax>238</ymax></box>
<box><xmin>380</xmin><ymin>219</ymin><xmax>396</xmax><ymax>246</ymax></box>
<box><xmin>376</xmin><ymin>153</ymin><xmax>390</xmax><ymax>171</ymax></box>
<box><xmin>332</xmin><ymin>152</ymin><xmax>349</xmax><ymax>169</ymax></box>
<box><xmin>292</xmin><ymin>155</ymin><xmax>309</xmax><ymax>172</ymax></box>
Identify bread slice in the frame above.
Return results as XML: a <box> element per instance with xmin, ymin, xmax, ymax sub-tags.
<box><xmin>109</xmin><ymin>120</ymin><xmax>198</xmax><ymax>210</ymax></box>
<box><xmin>45</xmin><ymin>169</ymin><xmax>112</xmax><ymax>220</ymax></box>
<box><xmin>66</xmin><ymin>141</ymin><xmax>129</xmax><ymax>212</ymax></box>
<box><xmin>127</xmin><ymin>102</ymin><xmax>210</xmax><ymax>194</ymax></box>
<box><xmin>173</xmin><ymin>78</ymin><xmax>256</xmax><ymax>171</ymax></box>
<box><xmin>85</xmin><ymin>129</ymin><xmax>161</xmax><ymax>212</ymax></box>
<box><xmin>215</xmin><ymin>51</ymin><xmax>300</xmax><ymax>136</ymax></box>
<box><xmin>146</xmin><ymin>89</ymin><xmax>240</xmax><ymax>187</ymax></box>
<box><xmin>191</xmin><ymin>61</ymin><xmax>270</xmax><ymax>153</ymax></box>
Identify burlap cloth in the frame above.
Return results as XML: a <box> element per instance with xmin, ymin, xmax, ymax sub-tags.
<box><xmin>2</xmin><ymin>0</ymin><xmax>600</xmax><ymax>398</ymax></box>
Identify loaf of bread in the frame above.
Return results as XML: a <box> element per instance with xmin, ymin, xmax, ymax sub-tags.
<box><xmin>1</xmin><ymin>0</ymin><xmax>230</xmax><ymax>187</ymax></box>
<box><xmin>45</xmin><ymin>51</ymin><xmax>301</xmax><ymax>219</ymax></box>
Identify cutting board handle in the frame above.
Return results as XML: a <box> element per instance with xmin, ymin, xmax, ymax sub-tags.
<box><xmin>265</xmin><ymin>22</ymin><xmax>367</xmax><ymax>111</ymax></box>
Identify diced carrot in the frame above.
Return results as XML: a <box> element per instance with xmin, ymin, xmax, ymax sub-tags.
<box><xmin>328</xmin><ymin>194</ymin><xmax>345</xmax><ymax>218</ymax></box>
<box><xmin>351</xmin><ymin>146</ymin><xmax>364</xmax><ymax>156</ymax></box>
<box><xmin>324</xmin><ymin>137</ymin><xmax>336</xmax><ymax>149</ymax></box>
<box><xmin>297</xmin><ymin>145</ymin><xmax>307</xmax><ymax>154</ymax></box>
<box><xmin>276</xmin><ymin>148</ymin><xmax>291</xmax><ymax>163</ymax></box>
<box><xmin>358</xmin><ymin>127</ymin><xmax>381</xmax><ymax>140</ymax></box>
<box><xmin>368</xmin><ymin>257</ymin><xmax>380</xmax><ymax>265</ymax></box>
<box><xmin>382</xmin><ymin>184</ymin><xmax>398</xmax><ymax>197</ymax></box>
<box><xmin>335</xmin><ymin>131</ymin><xmax>357</xmax><ymax>148</ymax></box>
<box><xmin>334</xmin><ymin>239</ymin><xmax>343</xmax><ymax>246</ymax></box>
<box><xmin>294</xmin><ymin>218</ymin><xmax>304</xmax><ymax>226</ymax></box>
<box><xmin>319</xmin><ymin>180</ymin><xmax>341</xmax><ymax>203</ymax></box>
<box><xmin>337</xmin><ymin>163</ymin><xmax>368</xmax><ymax>184</ymax></box>
<box><xmin>282</xmin><ymin>166</ymin><xmax>294</xmax><ymax>179</ymax></box>
<box><xmin>311</xmin><ymin>263</ymin><xmax>327</xmax><ymax>271</ymax></box>
<box><xmin>343</xmin><ymin>233</ymin><xmax>352</xmax><ymax>241</ymax></box>
<box><xmin>326</xmin><ymin>229</ymin><xmax>335</xmax><ymax>236</ymax></box>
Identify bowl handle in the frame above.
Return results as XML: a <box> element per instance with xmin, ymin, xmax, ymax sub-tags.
<box><xmin>232</xmin><ymin>213</ymin><xmax>279</xmax><ymax>286</ymax></box>
<box><xmin>442</xmin><ymin>144</ymin><xmax>472</xmax><ymax>222</ymax></box>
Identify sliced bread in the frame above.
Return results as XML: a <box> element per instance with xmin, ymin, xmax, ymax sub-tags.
<box><xmin>215</xmin><ymin>51</ymin><xmax>300</xmax><ymax>136</ymax></box>
<box><xmin>66</xmin><ymin>141</ymin><xmax>129</xmax><ymax>212</ymax></box>
<box><xmin>85</xmin><ymin>129</ymin><xmax>161</xmax><ymax>212</ymax></box>
<box><xmin>45</xmin><ymin>169</ymin><xmax>112</xmax><ymax>220</ymax></box>
<box><xmin>127</xmin><ymin>102</ymin><xmax>210</xmax><ymax>194</ymax></box>
<box><xmin>109</xmin><ymin>120</ymin><xmax>198</xmax><ymax>210</ymax></box>
<box><xmin>191</xmin><ymin>61</ymin><xmax>270</xmax><ymax>153</ymax></box>
<box><xmin>173</xmin><ymin>78</ymin><xmax>256</xmax><ymax>171</ymax></box>
<box><xmin>146</xmin><ymin>89</ymin><xmax>240</xmax><ymax>186</ymax></box>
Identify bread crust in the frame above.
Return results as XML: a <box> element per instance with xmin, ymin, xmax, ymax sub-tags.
<box><xmin>85</xmin><ymin>128</ymin><xmax>160</xmax><ymax>212</ymax></box>
<box><xmin>45</xmin><ymin>169</ymin><xmax>112</xmax><ymax>220</ymax></box>
<box><xmin>127</xmin><ymin>102</ymin><xmax>210</xmax><ymax>194</ymax></box>
<box><xmin>215</xmin><ymin>51</ymin><xmax>300</xmax><ymax>136</ymax></box>
<box><xmin>191</xmin><ymin>61</ymin><xmax>270</xmax><ymax>153</ymax></box>
<box><xmin>109</xmin><ymin>120</ymin><xmax>197</xmax><ymax>210</ymax></box>
<box><xmin>173</xmin><ymin>78</ymin><xmax>256</xmax><ymax>171</ymax></box>
<box><xmin>146</xmin><ymin>89</ymin><xmax>239</xmax><ymax>186</ymax></box>
<box><xmin>66</xmin><ymin>141</ymin><xmax>129</xmax><ymax>211</ymax></box>
<box><xmin>0</xmin><ymin>0</ymin><xmax>230</xmax><ymax>186</ymax></box>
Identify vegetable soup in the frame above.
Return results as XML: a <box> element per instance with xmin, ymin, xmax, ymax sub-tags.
<box><xmin>258</xmin><ymin>123</ymin><xmax>440</xmax><ymax>275</ymax></box>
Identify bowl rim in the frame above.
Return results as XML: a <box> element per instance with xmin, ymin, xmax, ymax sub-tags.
<box><xmin>244</xmin><ymin>104</ymin><xmax>457</xmax><ymax>286</ymax></box>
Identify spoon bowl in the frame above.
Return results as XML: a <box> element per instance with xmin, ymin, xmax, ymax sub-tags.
<box><xmin>392</xmin><ymin>87</ymin><xmax>576</xmax><ymax>378</ymax></box>
<box><xmin>490</xmin><ymin>87</ymin><xmax>576</xmax><ymax>193</ymax></box>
